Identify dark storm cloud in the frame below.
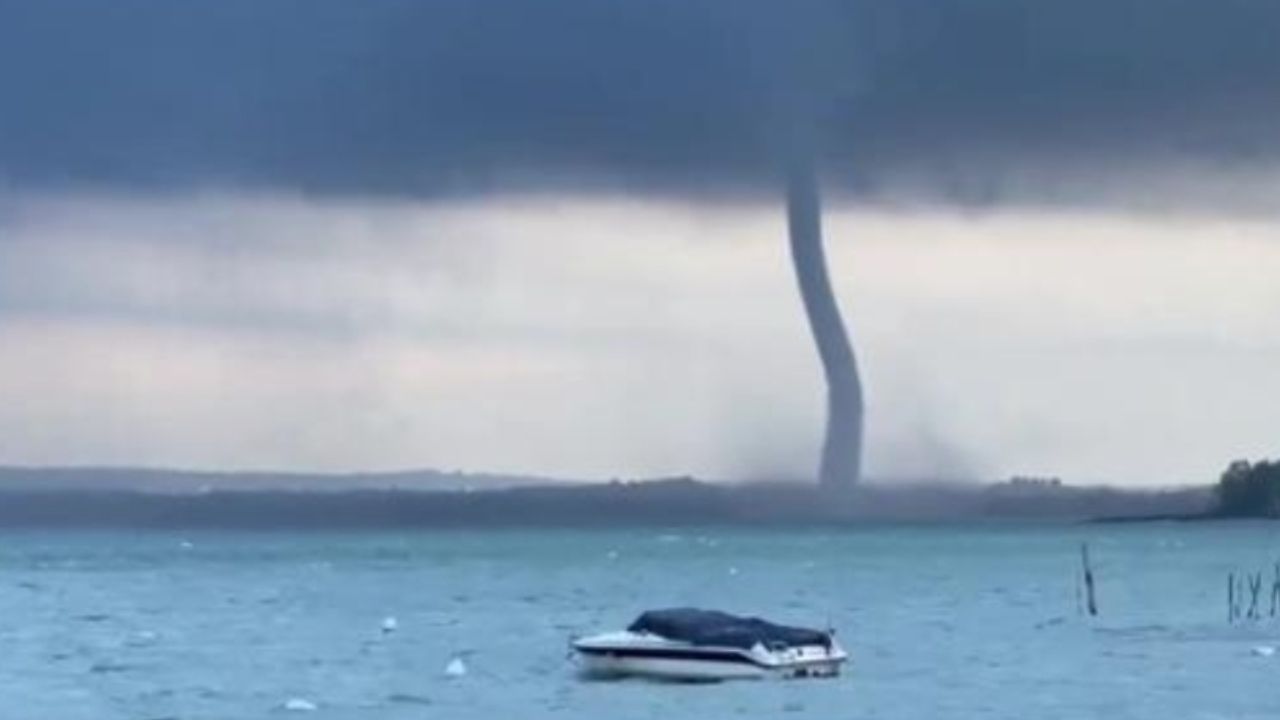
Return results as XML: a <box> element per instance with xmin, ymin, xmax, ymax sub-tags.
<box><xmin>2</xmin><ymin>0</ymin><xmax>1279</xmax><ymax>203</ymax></box>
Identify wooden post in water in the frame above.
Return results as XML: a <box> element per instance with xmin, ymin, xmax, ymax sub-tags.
<box><xmin>1074</xmin><ymin>562</ymin><xmax>1084</xmax><ymax>617</ymax></box>
<box><xmin>1080</xmin><ymin>543</ymin><xmax>1098</xmax><ymax>617</ymax></box>
<box><xmin>1229</xmin><ymin>572</ymin><xmax>1236</xmax><ymax>623</ymax></box>
<box><xmin>1248</xmin><ymin>573</ymin><xmax>1263</xmax><ymax>620</ymax></box>
<box><xmin>1236</xmin><ymin>575</ymin><xmax>1245</xmax><ymax>620</ymax></box>
<box><xmin>1271</xmin><ymin>563</ymin><xmax>1280</xmax><ymax>619</ymax></box>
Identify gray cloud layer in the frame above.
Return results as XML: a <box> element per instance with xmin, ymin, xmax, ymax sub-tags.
<box><xmin>3</xmin><ymin>0</ymin><xmax>1279</xmax><ymax>205</ymax></box>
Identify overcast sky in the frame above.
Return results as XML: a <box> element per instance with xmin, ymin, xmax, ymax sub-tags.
<box><xmin>2</xmin><ymin>1</ymin><xmax>1278</xmax><ymax>486</ymax></box>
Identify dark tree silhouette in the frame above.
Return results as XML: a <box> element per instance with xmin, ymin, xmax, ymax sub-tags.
<box><xmin>1215</xmin><ymin>459</ymin><xmax>1280</xmax><ymax>518</ymax></box>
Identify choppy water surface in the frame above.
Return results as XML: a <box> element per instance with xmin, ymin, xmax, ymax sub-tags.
<box><xmin>3</xmin><ymin>523</ymin><xmax>1279</xmax><ymax>719</ymax></box>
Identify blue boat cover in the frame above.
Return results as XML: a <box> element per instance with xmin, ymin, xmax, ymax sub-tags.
<box><xmin>627</xmin><ymin>608</ymin><xmax>832</xmax><ymax>650</ymax></box>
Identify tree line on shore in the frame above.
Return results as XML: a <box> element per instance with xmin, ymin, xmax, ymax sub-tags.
<box><xmin>1215</xmin><ymin>459</ymin><xmax>1280</xmax><ymax>518</ymax></box>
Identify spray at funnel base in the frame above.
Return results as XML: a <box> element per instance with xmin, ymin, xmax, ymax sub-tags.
<box><xmin>786</xmin><ymin>163</ymin><xmax>864</xmax><ymax>490</ymax></box>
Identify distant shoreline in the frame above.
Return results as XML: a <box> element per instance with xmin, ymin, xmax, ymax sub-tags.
<box><xmin>1089</xmin><ymin>513</ymin><xmax>1203</xmax><ymax>524</ymax></box>
<box><xmin>0</xmin><ymin>468</ymin><xmax>1214</xmax><ymax>529</ymax></box>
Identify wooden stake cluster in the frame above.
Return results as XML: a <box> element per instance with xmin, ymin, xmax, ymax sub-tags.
<box><xmin>1228</xmin><ymin>562</ymin><xmax>1280</xmax><ymax>623</ymax></box>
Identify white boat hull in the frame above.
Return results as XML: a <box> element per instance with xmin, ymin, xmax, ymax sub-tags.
<box><xmin>573</xmin><ymin>631</ymin><xmax>847</xmax><ymax>682</ymax></box>
<box><xmin>580</xmin><ymin>653</ymin><xmax>772</xmax><ymax>681</ymax></box>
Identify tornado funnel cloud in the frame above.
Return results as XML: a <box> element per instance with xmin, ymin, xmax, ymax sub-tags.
<box><xmin>786</xmin><ymin>163</ymin><xmax>864</xmax><ymax>490</ymax></box>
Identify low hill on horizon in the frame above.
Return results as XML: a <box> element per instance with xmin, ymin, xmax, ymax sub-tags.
<box><xmin>0</xmin><ymin>465</ymin><xmax>566</xmax><ymax>494</ymax></box>
<box><xmin>0</xmin><ymin>468</ymin><xmax>1214</xmax><ymax>528</ymax></box>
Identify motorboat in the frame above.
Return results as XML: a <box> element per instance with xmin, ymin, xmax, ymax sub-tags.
<box><xmin>571</xmin><ymin>608</ymin><xmax>848</xmax><ymax>681</ymax></box>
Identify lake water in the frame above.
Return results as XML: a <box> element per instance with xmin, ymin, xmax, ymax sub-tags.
<box><xmin>3</xmin><ymin>523</ymin><xmax>1279</xmax><ymax>719</ymax></box>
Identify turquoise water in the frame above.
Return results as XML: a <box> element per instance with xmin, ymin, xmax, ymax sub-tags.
<box><xmin>3</xmin><ymin>523</ymin><xmax>1279</xmax><ymax>719</ymax></box>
